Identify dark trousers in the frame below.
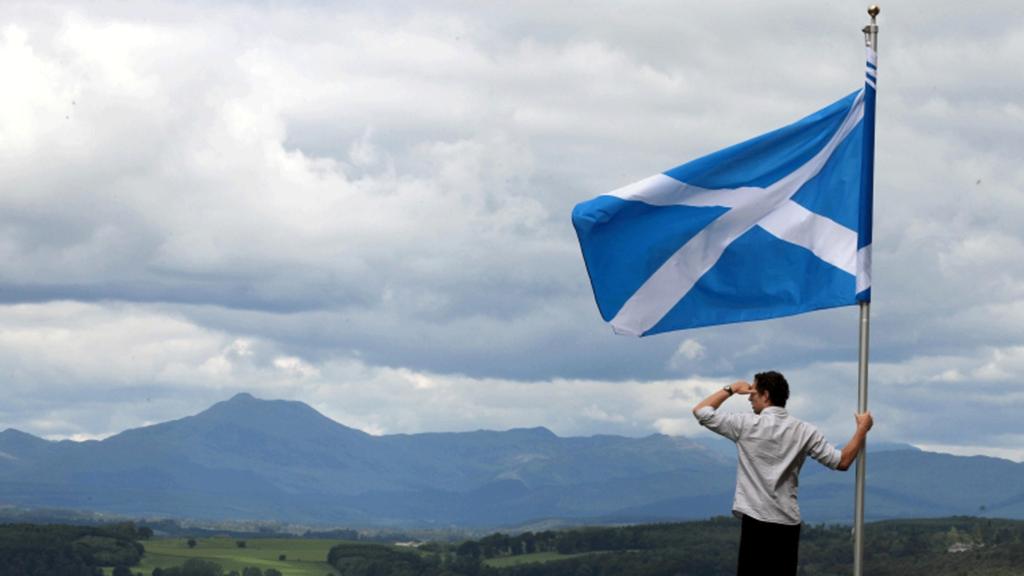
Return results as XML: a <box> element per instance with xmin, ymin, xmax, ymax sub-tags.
<box><xmin>737</xmin><ymin>514</ymin><xmax>801</xmax><ymax>576</ymax></box>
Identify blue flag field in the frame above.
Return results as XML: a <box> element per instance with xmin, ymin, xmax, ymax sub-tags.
<box><xmin>572</xmin><ymin>50</ymin><xmax>877</xmax><ymax>337</ymax></box>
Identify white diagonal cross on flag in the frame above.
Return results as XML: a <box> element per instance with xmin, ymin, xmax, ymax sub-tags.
<box><xmin>607</xmin><ymin>92</ymin><xmax>865</xmax><ymax>336</ymax></box>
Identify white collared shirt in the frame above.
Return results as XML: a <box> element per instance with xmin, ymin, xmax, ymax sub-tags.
<box><xmin>694</xmin><ymin>405</ymin><xmax>841</xmax><ymax>525</ymax></box>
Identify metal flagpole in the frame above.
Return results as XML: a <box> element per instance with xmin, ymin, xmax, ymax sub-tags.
<box><xmin>853</xmin><ymin>301</ymin><xmax>870</xmax><ymax>576</ymax></box>
<box><xmin>853</xmin><ymin>6</ymin><xmax>879</xmax><ymax>576</ymax></box>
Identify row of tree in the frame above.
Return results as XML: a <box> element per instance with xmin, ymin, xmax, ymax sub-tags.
<box><xmin>326</xmin><ymin>516</ymin><xmax>1024</xmax><ymax>576</ymax></box>
<box><xmin>450</xmin><ymin>520</ymin><xmax>723</xmax><ymax>560</ymax></box>
<box><xmin>0</xmin><ymin>522</ymin><xmax>148</xmax><ymax>576</ymax></box>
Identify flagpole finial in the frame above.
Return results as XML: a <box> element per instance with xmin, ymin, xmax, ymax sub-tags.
<box><xmin>863</xmin><ymin>5</ymin><xmax>880</xmax><ymax>48</ymax></box>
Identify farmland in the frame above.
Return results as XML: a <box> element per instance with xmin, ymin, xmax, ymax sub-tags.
<box><xmin>132</xmin><ymin>537</ymin><xmax>343</xmax><ymax>576</ymax></box>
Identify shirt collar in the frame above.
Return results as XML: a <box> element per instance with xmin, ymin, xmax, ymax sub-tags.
<box><xmin>761</xmin><ymin>406</ymin><xmax>788</xmax><ymax>417</ymax></box>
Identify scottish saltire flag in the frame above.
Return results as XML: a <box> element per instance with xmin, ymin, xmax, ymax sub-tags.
<box><xmin>573</xmin><ymin>49</ymin><xmax>877</xmax><ymax>337</ymax></box>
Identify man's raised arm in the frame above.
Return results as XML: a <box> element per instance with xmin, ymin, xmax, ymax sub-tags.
<box><xmin>692</xmin><ymin>380</ymin><xmax>753</xmax><ymax>415</ymax></box>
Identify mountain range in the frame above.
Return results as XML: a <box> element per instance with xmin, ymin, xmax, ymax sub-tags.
<box><xmin>2</xmin><ymin>393</ymin><xmax>1022</xmax><ymax>528</ymax></box>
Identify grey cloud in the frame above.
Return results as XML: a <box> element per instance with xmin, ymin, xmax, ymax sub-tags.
<box><xmin>1</xmin><ymin>1</ymin><xmax>1023</xmax><ymax>458</ymax></box>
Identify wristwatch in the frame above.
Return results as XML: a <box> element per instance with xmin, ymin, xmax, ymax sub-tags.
<box><xmin>723</xmin><ymin>384</ymin><xmax>734</xmax><ymax>396</ymax></box>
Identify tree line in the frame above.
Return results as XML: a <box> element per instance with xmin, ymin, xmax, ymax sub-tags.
<box><xmin>0</xmin><ymin>523</ymin><xmax>287</xmax><ymax>576</ymax></box>
<box><xmin>0</xmin><ymin>522</ymin><xmax>148</xmax><ymax>576</ymax></box>
<box><xmin>327</xmin><ymin>516</ymin><xmax>1024</xmax><ymax>576</ymax></box>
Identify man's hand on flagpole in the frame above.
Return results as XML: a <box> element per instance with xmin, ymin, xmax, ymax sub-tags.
<box><xmin>839</xmin><ymin>411</ymin><xmax>875</xmax><ymax>471</ymax></box>
<box><xmin>854</xmin><ymin>411</ymin><xmax>873</xmax><ymax>432</ymax></box>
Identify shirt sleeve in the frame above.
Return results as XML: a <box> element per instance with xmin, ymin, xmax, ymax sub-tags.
<box><xmin>693</xmin><ymin>406</ymin><xmax>744</xmax><ymax>442</ymax></box>
<box><xmin>805</xmin><ymin>427</ymin><xmax>842</xmax><ymax>470</ymax></box>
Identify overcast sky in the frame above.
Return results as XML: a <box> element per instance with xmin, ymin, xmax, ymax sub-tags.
<box><xmin>2</xmin><ymin>0</ymin><xmax>1022</xmax><ymax>461</ymax></box>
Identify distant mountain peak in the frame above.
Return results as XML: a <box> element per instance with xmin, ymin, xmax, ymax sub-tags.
<box><xmin>507</xmin><ymin>426</ymin><xmax>556</xmax><ymax>436</ymax></box>
<box><xmin>189</xmin><ymin>392</ymin><xmax>370</xmax><ymax>440</ymax></box>
<box><xmin>203</xmin><ymin>392</ymin><xmax>304</xmax><ymax>415</ymax></box>
<box><xmin>1</xmin><ymin>428</ymin><xmax>43</xmax><ymax>441</ymax></box>
<box><xmin>0</xmin><ymin>428</ymin><xmax>50</xmax><ymax>454</ymax></box>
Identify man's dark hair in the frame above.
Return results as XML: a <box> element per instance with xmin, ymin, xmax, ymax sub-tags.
<box><xmin>754</xmin><ymin>371</ymin><xmax>789</xmax><ymax>407</ymax></box>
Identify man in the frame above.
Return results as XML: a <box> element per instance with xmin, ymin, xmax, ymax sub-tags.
<box><xmin>692</xmin><ymin>371</ymin><xmax>873</xmax><ymax>575</ymax></box>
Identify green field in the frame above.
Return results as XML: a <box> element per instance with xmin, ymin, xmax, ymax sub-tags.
<box><xmin>483</xmin><ymin>551</ymin><xmax>597</xmax><ymax>568</ymax></box>
<box><xmin>130</xmin><ymin>537</ymin><xmax>343</xmax><ymax>575</ymax></box>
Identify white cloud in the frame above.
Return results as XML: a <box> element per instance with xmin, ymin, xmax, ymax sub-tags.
<box><xmin>273</xmin><ymin>356</ymin><xmax>320</xmax><ymax>379</ymax></box>
<box><xmin>669</xmin><ymin>338</ymin><xmax>706</xmax><ymax>369</ymax></box>
<box><xmin>914</xmin><ymin>443</ymin><xmax>1024</xmax><ymax>464</ymax></box>
<box><xmin>583</xmin><ymin>404</ymin><xmax>626</xmax><ymax>424</ymax></box>
<box><xmin>653</xmin><ymin>417</ymin><xmax>701</xmax><ymax>437</ymax></box>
